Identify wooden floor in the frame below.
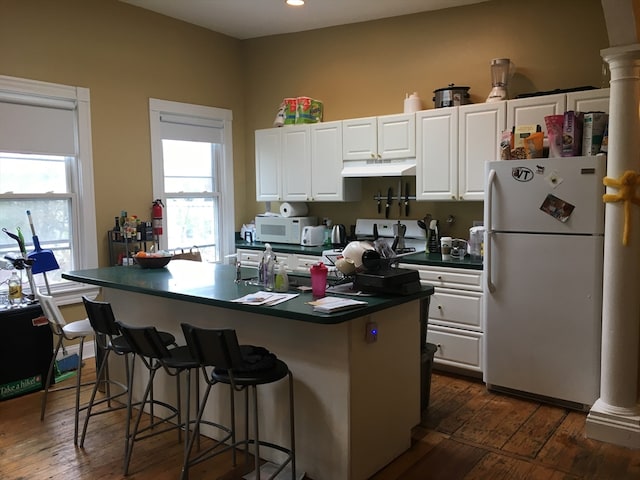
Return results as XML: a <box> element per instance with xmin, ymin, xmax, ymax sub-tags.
<box><xmin>1</xmin><ymin>364</ymin><xmax>638</xmax><ymax>479</ymax></box>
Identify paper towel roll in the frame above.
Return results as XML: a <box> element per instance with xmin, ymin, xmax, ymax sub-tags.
<box><xmin>280</xmin><ymin>202</ymin><xmax>308</xmax><ymax>217</ymax></box>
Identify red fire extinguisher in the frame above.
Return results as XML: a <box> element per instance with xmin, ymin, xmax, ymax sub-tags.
<box><xmin>152</xmin><ymin>199</ymin><xmax>164</xmax><ymax>236</ymax></box>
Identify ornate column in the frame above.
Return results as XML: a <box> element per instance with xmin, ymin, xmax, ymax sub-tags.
<box><xmin>586</xmin><ymin>43</ymin><xmax>640</xmax><ymax>448</ymax></box>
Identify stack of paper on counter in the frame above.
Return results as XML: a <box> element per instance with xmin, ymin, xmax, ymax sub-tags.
<box><xmin>309</xmin><ymin>296</ymin><xmax>368</xmax><ymax>313</ymax></box>
<box><xmin>232</xmin><ymin>291</ymin><xmax>298</xmax><ymax>306</ymax></box>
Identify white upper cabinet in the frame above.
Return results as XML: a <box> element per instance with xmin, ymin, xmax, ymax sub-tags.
<box><xmin>255</xmin><ymin>128</ymin><xmax>282</xmax><ymax>201</ymax></box>
<box><xmin>342</xmin><ymin>113</ymin><xmax>415</xmax><ymax>161</ymax></box>
<box><xmin>310</xmin><ymin>121</ymin><xmax>361</xmax><ymax>202</ymax></box>
<box><xmin>506</xmin><ymin>93</ymin><xmax>566</xmax><ymax>137</ymax></box>
<box><xmin>458</xmin><ymin>102</ymin><xmax>506</xmax><ymax>200</ymax></box>
<box><xmin>281</xmin><ymin>125</ymin><xmax>311</xmax><ymax>202</ymax></box>
<box><xmin>342</xmin><ymin>116</ymin><xmax>377</xmax><ymax>160</ymax></box>
<box><xmin>255</xmin><ymin>123</ymin><xmax>361</xmax><ymax>202</ymax></box>
<box><xmin>416</xmin><ymin>102</ymin><xmax>505</xmax><ymax>201</ymax></box>
<box><xmin>416</xmin><ymin>107</ymin><xmax>458</xmax><ymax>201</ymax></box>
<box><xmin>566</xmin><ymin>88</ymin><xmax>610</xmax><ymax>113</ymax></box>
<box><xmin>377</xmin><ymin>113</ymin><xmax>416</xmax><ymax>159</ymax></box>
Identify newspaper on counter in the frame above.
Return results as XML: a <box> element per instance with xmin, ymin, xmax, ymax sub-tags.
<box><xmin>232</xmin><ymin>291</ymin><xmax>298</xmax><ymax>306</ymax></box>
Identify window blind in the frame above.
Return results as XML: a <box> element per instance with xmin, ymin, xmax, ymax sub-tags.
<box><xmin>159</xmin><ymin>113</ymin><xmax>223</xmax><ymax>144</ymax></box>
<box><xmin>0</xmin><ymin>99</ymin><xmax>76</xmax><ymax>156</ymax></box>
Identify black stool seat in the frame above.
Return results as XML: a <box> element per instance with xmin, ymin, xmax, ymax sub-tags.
<box><xmin>213</xmin><ymin>358</ymin><xmax>289</xmax><ymax>386</ymax></box>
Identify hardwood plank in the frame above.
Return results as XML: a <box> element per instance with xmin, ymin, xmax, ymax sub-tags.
<box><xmin>2</xmin><ymin>365</ymin><xmax>639</xmax><ymax>480</ymax></box>
<box><xmin>397</xmin><ymin>438</ymin><xmax>487</xmax><ymax>480</ymax></box>
<box><xmin>536</xmin><ymin>410</ymin><xmax>601</xmax><ymax>476</ymax></box>
<box><xmin>502</xmin><ymin>404</ymin><xmax>568</xmax><ymax>458</ymax></box>
<box><xmin>431</xmin><ymin>381</ymin><xmax>490</xmax><ymax>435</ymax></box>
<box><xmin>465</xmin><ymin>451</ymin><xmax>580</xmax><ymax>480</ymax></box>
<box><xmin>452</xmin><ymin>393</ymin><xmax>537</xmax><ymax>449</ymax></box>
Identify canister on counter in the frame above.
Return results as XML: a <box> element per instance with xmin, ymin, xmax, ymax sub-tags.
<box><xmin>440</xmin><ymin>237</ymin><xmax>452</xmax><ymax>261</ymax></box>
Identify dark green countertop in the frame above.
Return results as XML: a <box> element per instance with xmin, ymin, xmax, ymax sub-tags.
<box><xmin>236</xmin><ymin>240</ymin><xmax>483</xmax><ymax>271</ymax></box>
<box><xmin>63</xmin><ymin>260</ymin><xmax>434</xmax><ymax>325</ymax></box>
<box><xmin>236</xmin><ymin>239</ymin><xmax>328</xmax><ymax>256</ymax></box>
<box><xmin>398</xmin><ymin>252</ymin><xmax>483</xmax><ymax>271</ymax></box>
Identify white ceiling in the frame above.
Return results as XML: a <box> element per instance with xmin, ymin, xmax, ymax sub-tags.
<box><xmin>120</xmin><ymin>0</ymin><xmax>489</xmax><ymax>40</ymax></box>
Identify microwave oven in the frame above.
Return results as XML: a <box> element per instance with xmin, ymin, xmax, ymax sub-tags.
<box><xmin>254</xmin><ymin>216</ymin><xmax>317</xmax><ymax>244</ymax></box>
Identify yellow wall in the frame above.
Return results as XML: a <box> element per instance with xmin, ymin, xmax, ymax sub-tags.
<box><xmin>242</xmin><ymin>0</ymin><xmax>609</xmax><ymax>236</ymax></box>
<box><xmin>1</xmin><ymin>0</ymin><xmax>609</xmax><ymax>257</ymax></box>
<box><xmin>0</xmin><ymin>0</ymin><xmax>245</xmax><ymax>267</ymax></box>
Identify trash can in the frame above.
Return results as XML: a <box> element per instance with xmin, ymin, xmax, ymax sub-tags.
<box><xmin>421</xmin><ymin>343</ymin><xmax>438</xmax><ymax>411</ymax></box>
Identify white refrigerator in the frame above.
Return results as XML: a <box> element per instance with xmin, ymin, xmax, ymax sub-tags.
<box><xmin>483</xmin><ymin>155</ymin><xmax>605</xmax><ymax>409</ymax></box>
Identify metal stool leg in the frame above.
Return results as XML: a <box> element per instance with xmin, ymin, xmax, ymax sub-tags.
<box><xmin>73</xmin><ymin>339</ymin><xmax>85</xmax><ymax>445</ymax></box>
<box><xmin>40</xmin><ymin>336</ymin><xmax>63</xmax><ymax>421</ymax></box>
<box><xmin>79</xmin><ymin>347</ymin><xmax>113</xmax><ymax>447</ymax></box>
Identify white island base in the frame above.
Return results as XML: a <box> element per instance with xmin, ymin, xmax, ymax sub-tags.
<box><xmin>104</xmin><ymin>288</ymin><xmax>421</xmax><ymax>480</ymax></box>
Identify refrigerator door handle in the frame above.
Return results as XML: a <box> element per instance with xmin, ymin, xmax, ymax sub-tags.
<box><xmin>485</xmin><ymin>169</ymin><xmax>496</xmax><ymax>293</ymax></box>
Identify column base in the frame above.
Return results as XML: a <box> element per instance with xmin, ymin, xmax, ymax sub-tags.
<box><xmin>586</xmin><ymin>399</ymin><xmax>640</xmax><ymax>449</ymax></box>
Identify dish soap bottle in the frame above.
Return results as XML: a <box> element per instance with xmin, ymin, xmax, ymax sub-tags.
<box><xmin>8</xmin><ymin>270</ymin><xmax>22</xmax><ymax>305</ymax></box>
<box><xmin>274</xmin><ymin>260</ymin><xmax>289</xmax><ymax>293</ymax></box>
<box><xmin>262</xmin><ymin>243</ymin><xmax>275</xmax><ymax>291</ymax></box>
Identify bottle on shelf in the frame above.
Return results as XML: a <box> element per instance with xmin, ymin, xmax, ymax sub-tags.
<box><xmin>113</xmin><ymin>216</ymin><xmax>121</xmax><ymax>241</ymax></box>
<box><xmin>262</xmin><ymin>243</ymin><xmax>275</xmax><ymax>291</ymax></box>
<box><xmin>119</xmin><ymin>210</ymin><xmax>127</xmax><ymax>236</ymax></box>
<box><xmin>8</xmin><ymin>270</ymin><xmax>22</xmax><ymax>305</ymax></box>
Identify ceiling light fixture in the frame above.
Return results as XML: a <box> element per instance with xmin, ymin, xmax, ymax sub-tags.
<box><xmin>286</xmin><ymin>0</ymin><xmax>305</xmax><ymax>6</ymax></box>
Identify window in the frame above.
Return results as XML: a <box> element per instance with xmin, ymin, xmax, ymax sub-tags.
<box><xmin>0</xmin><ymin>75</ymin><xmax>98</xmax><ymax>302</ymax></box>
<box><xmin>149</xmin><ymin>99</ymin><xmax>234</xmax><ymax>263</ymax></box>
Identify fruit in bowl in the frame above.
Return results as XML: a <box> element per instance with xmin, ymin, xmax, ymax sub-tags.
<box><xmin>133</xmin><ymin>251</ymin><xmax>173</xmax><ymax>269</ymax></box>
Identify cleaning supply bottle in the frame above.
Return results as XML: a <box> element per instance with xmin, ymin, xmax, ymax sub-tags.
<box><xmin>262</xmin><ymin>243</ymin><xmax>275</xmax><ymax>291</ymax></box>
<box><xmin>8</xmin><ymin>270</ymin><xmax>22</xmax><ymax>305</ymax></box>
<box><xmin>274</xmin><ymin>260</ymin><xmax>289</xmax><ymax>293</ymax></box>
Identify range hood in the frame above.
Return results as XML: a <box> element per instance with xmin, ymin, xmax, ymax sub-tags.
<box><xmin>341</xmin><ymin>159</ymin><xmax>416</xmax><ymax>177</ymax></box>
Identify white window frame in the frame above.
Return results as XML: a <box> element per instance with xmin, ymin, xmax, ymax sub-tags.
<box><xmin>148</xmin><ymin>99</ymin><xmax>235</xmax><ymax>262</ymax></box>
<box><xmin>0</xmin><ymin>75</ymin><xmax>99</xmax><ymax>304</ymax></box>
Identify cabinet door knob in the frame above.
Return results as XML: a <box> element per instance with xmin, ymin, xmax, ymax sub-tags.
<box><xmin>437</xmin><ymin>305</ymin><xmax>443</xmax><ymax>310</ymax></box>
<box><xmin>437</xmin><ymin>275</ymin><xmax>443</xmax><ymax>280</ymax></box>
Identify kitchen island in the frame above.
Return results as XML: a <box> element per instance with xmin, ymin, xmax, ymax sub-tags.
<box><xmin>63</xmin><ymin>260</ymin><xmax>434</xmax><ymax>480</ymax></box>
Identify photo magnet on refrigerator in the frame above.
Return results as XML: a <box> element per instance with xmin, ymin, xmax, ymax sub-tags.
<box><xmin>540</xmin><ymin>194</ymin><xmax>575</xmax><ymax>223</ymax></box>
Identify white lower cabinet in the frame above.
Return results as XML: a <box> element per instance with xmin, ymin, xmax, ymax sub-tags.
<box><xmin>291</xmin><ymin>254</ymin><xmax>322</xmax><ymax>273</ymax></box>
<box><xmin>401</xmin><ymin>263</ymin><xmax>484</xmax><ymax>374</ymax></box>
<box><xmin>237</xmin><ymin>248</ymin><xmax>263</xmax><ymax>268</ymax></box>
<box><xmin>427</xmin><ymin>326</ymin><xmax>483</xmax><ymax>371</ymax></box>
<box><xmin>237</xmin><ymin>248</ymin><xmax>316</xmax><ymax>273</ymax></box>
<box><xmin>237</xmin><ymin>248</ymin><xmax>292</xmax><ymax>271</ymax></box>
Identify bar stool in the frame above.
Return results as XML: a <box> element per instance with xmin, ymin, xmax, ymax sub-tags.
<box><xmin>79</xmin><ymin>296</ymin><xmax>176</xmax><ymax>452</ymax></box>
<box><xmin>180</xmin><ymin>323</ymin><xmax>297</xmax><ymax>480</ymax></box>
<box><xmin>117</xmin><ymin>321</ymin><xmax>220</xmax><ymax>475</ymax></box>
<box><xmin>36</xmin><ymin>290</ymin><xmax>94</xmax><ymax>445</ymax></box>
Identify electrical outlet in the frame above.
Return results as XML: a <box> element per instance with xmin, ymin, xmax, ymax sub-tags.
<box><xmin>365</xmin><ymin>321</ymin><xmax>378</xmax><ymax>343</ymax></box>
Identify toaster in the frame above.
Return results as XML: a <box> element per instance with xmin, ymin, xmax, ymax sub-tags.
<box><xmin>301</xmin><ymin>225</ymin><xmax>326</xmax><ymax>247</ymax></box>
